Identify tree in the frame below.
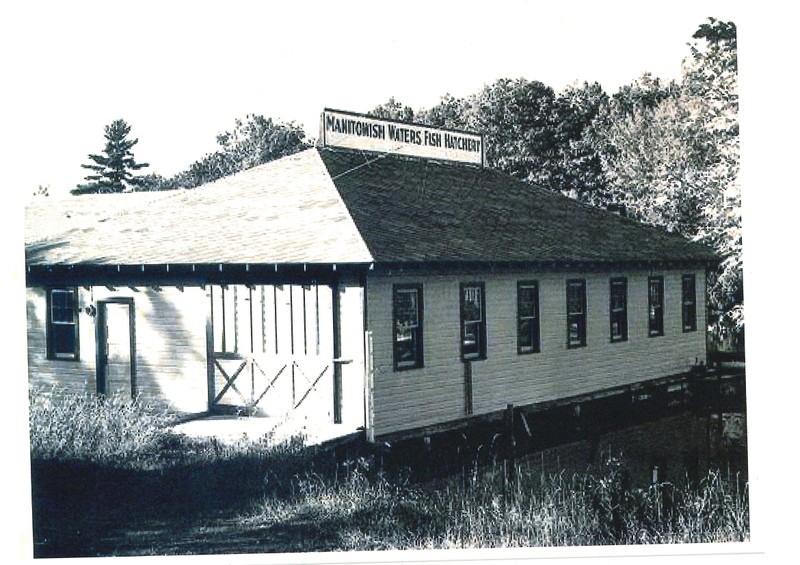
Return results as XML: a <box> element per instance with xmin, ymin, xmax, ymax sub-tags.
<box><xmin>173</xmin><ymin>114</ymin><xmax>310</xmax><ymax>189</ymax></box>
<box><xmin>552</xmin><ymin>81</ymin><xmax>609</xmax><ymax>202</ymax></box>
<box><xmin>464</xmin><ymin>78</ymin><xmax>610</xmax><ymax>201</ymax></box>
<box><xmin>683</xmin><ymin>19</ymin><xmax>741</xmax><ymax>346</ymax></box>
<box><xmin>470</xmin><ymin>78</ymin><xmax>561</xmax><ymax>186</ymax></box>
<box><xmin>587</xmin><ymin>19</ymin><xmax>741</xmax><ymax>346</ymax></box>
<box><xmin>73</xmin><ymin>119</ymin><xmax>149</xmax><ymax>195</ymax></box>
<box><xmin>368</xmin><ymin>97</ymin><xmax>415</xmax><ymax>123</ymax></box>
<box><xmin>33</xmin><ymin>184</ymin><xmax>49</xmax><ymax>198</ymax></box>
<box><xmin>416</xmin><ymin>94</ymin><xmax>471</xmax><ymax>130</ymax></box>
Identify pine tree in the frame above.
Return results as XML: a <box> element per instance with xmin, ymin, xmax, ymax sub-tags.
<box><xmin>73</xmin><ymin>119</ymin><xmax>149</xmax><ymax>194</ymax></box>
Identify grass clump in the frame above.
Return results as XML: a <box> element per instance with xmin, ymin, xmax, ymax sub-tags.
<box><xmin>28</xmin><ymin>386</ymin><xmax>177</xmax><ymax>468</ymax></box>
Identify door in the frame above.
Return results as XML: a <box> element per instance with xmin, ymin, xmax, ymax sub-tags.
<box><xmin>97</xmin><ymin>299</ymin><xmax>136</xmax><ymax>398</ymax></box>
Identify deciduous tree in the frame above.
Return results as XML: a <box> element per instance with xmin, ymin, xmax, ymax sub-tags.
<box><xmin>587</xmin><ymin>19</ymin><xmax>741</xmax><ymax>345</ymax></box>
<box><xmin>173</xmin><ymin>114</ymin><xmax>310</xmax><ymax>189</ymax></box>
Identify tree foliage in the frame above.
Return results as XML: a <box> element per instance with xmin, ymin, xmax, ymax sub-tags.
<box><xmin>470</xmin><ymin>79</ymin><xmax>560</xmax><ymax>186</ymax></box>
<box><xmin>73</xmin><ymin>119</ymin><xmax>149</xmax><ymax>195</ymax></box>
<box><xmin>172</xmin><ymin>114</ymin><xmax>311</xmax><ymax>189</ymax></box>
<box><xmin>368</xmin><ymin>97</ymin><xmax>416</xmax><ymax>123</ymax></box>
<box><xmin>587</xmin><ymin>19</ymin><xmax>741</xmax><ymax>345</ymax></box>
<box><xmin>415</xmin><ymin>82</ymin><xmax>608</xmax><ymax>200</ymax></box>
<box><xmin>417</xmin><ymin>94</ymin><xmax>472</xmax><ymax>130</ymax></box>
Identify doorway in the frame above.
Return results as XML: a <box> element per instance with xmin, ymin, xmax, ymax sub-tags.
<box><xmin>96</xmin><ymin>299</ymin><xmax>136</xmax><ymax>398</ymax></box>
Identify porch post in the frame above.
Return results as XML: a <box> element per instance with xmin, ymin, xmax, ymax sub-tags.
<box><xmin>332</xmin><ymin>281</ymin><xmax>343</xmax><ymax>424</ymax></box>
<box><xmin>206</xmin><ymin>286</ymin><xmax>216</xmax><ymax>412</ymax></box>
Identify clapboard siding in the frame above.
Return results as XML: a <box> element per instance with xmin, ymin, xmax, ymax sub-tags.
<box><xmin>366</xmin><ymin>269</ymin><xmax>706</xmax><ymax>436</ymax></box>
<box><xmin>27</xmin><ymin>287</ymin><xmax>94</xmax><ymax>392</ymax></box>
<box><xmin>27</xmin><ymin>286</ymin><xmax>209</xmax><ymax>413</ymax></box>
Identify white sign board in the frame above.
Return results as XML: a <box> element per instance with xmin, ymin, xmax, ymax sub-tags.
<box><xmin>320</xmin><ymin>109</ymin><xmax>484</xmax><ymax>166</ymax></box>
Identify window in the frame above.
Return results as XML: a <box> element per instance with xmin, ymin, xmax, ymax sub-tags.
<box><xmin>460</xmin><ymin>283</ymin><xmax>486</xmax><ymax>360</ymax></box>
<box><xmin>648</xmin><ymin>276</ymin><xmax>664</xmax><ymax>337</ymax></box>
<box><xmin>566</xmin><ymin>279</ymin><xmax>587</xmax><ymax>348</ymax></box>
<box><xmin>47</xmin><ymin>288</ymin><xmax>79</xmax><ymax>360</ymax></box>
<box><xmin>517</xmin><ymin>281</ymin><xmax>540</xmax><ymax>353</ymax></box>
<box><xmin>393</xmin><ymin>284</ymin><xmax>424</xmax><ymax>370</ymax></box>
<box><xmin>609</xmin><ymin>277</ymin><xmax>628</xmax><ymax>342</ymax></box>
<box><xmin>682</xmin><ymin>274</ymin><xmax>697</xmax><ymax>332</ymax></box>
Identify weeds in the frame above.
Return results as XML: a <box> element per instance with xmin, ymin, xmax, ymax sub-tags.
<box><xmin>29</xmin><ymin>389</ymin><xmax>749</xmax><ymax>555</ymax></box>
<box><xmin>28</xmin><ymin>386</ymin><xmax>176</xmax><ymax>468</ymax></box>
<box><xmin>249</xmin><ymin>452</ymin><xmax>749</xmax><ymax>550</ymax></box>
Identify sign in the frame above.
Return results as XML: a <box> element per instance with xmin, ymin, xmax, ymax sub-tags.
<box><xmin>320</xmin><ymin>108</ymin><xmax>484</xmax><ymax>166</ymax></box>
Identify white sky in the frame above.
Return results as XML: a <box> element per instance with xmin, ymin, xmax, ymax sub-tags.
<box><xmin>2</xmin><ymin>0</ymin><xmax>749</xmax><ymax>199</ymax></box>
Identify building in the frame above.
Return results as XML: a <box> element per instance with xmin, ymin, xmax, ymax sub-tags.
<box><xmin>24</xmin><ymin>109</ymin><xmax>719</xmax><ymax>443</ymax></box>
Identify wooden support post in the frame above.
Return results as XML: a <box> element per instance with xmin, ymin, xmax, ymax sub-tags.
<box><xmin>249</xmin><ymin>286</ymin><xmax>255</xmax><ymax>408</ymax></box>
<box><xmin>504</xmin><ymin>403</ymin><xmax>517</xmax><ymax>489</ymax></box>
<box><xmin>463</xmin><ymin>361</ymin><xmax>473</xmax><ymax>415</ymax></box>
<box><xmin>332</xmin><ymin>282</ymin><xmax>343</xmax><ymax>424</ymax></box>
<box><xmin>290</xmin><ymin>285</ymin><xmax>296</xmax><ymax>407</ymax></box>
<box><xmin>206</xmin><ymin>287</ymin><xmax>216</xmax><ymax>412</ymax></box>
<box><xmin>364</xmin><ymin>331</ymin><xmax>375</xmax><ymax>442</ymax></box>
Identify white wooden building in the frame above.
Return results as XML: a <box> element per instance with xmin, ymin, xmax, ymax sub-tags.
<box><xmin>25</xmin><ymin>109</ymin><xmax>718</xmax><ymax>442</ymax></box>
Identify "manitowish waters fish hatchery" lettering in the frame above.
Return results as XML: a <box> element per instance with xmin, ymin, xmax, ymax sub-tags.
<box><xmin>321</xmin><ymin>109</ymin><xmax>484</xmax><ymax>166</ymax></box>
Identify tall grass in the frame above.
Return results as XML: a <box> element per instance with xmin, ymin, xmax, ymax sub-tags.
<box><xmin>250</xmin><ymin>454</ymin><xmax>750</xmax><ymax>550</ymax></box>
<box><xmin>28</xmin><ymin>388</ymin><xmax>749</xmax><ymax>553</ymax></box>
<box><xmin>28</xmin><ymin>386</ymin><xmax>176</xmax><ymax>467</ymax></box>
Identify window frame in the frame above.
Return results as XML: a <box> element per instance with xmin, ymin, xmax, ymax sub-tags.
<box><xmin>392</xmin><ymin>284</ymin><xmax>424</xmax><ymax>371</ymax></box>
<box><xmin>682</xmin><ymin>274</ymin><xmax>697</xmax><ymax>332</ymax></box>
<box><xmin>517</xmin><ymin>280</ymin><xmax>540</xmax><ymax>354</ymax></box>
<box><xmin>460</xmin><ymin>282</ymin><xmax>487</xmax><ymax>361</ymax></box>
<box><xmin>648</xmin><ymin>276</ymin><xmax>665</xmax><ymax>337</ymax></box>
<box><xmin>566</xmin><ymin>279</ymin><xmax>587</xmax><ymax>348</ymax></box>
<box><xmin>609</xmin><ymin>277</ymin><xmax>628</xmax><ymax>343</ymax></box>
<box><xmin>46</xmin><ymin>287</ymin><xmax>80</xmax><ymax>361</ymax></box>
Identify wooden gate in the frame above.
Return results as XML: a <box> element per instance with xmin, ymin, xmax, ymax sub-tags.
<box><xmin>207</xmin><ymin>284</ymin><xmax>335</xmax><ymax>419</ymax></box>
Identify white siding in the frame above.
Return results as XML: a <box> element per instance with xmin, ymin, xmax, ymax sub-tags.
<box><xmin>366</xmin><ymin>269</ymin><xmax>707</xmax><ymax>436</ymax></box>
<box><xmin>27</xmin><ymin>287</ymin><xmax>94</xmax><ymax>393</ymax></box>
<box><xmin>27</xmin><ymin>286</ymin><xmax>209</xmax><ymax>413</ymax></box>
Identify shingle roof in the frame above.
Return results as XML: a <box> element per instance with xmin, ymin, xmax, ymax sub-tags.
<box><xmin>25</xmin><ymin>149</ymin><xmax>374</xmax><ymax>265</ymax></box>
<box><xmin>317</xmin><ymin>148</ymin><xmax>719</xmax><ymax>265</ymax></box>
<box><xmin>25</xmin><ymin>146</ymin><xmax>718</xmax><ymax>269</ymax></box>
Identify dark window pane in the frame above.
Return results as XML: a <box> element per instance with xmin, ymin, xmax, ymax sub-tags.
<box><xmin>462</xmin><ymin>287</ymin><xmax>482</xmax><ymax>323</ymax></box>
<box><xmin>567</xmin><ymin>288</ymin><xmax>583</xmax><ymax>314</ymax></box>
<box><xmin>51</xmin><ymin>290</ymin><xmax>75</xmax><ymax>323</ymax></box>
<box><xmin>48</xmin><ymin>289</ymin><xmax>79</xmax><ymax>359</ymax></box>
<box><xmin>568</xmin><ymin>317</ymin><xmax>583</xmax><ymax>346</ymax></box>
<box><xmin>518</xmin><ymin>286</ymin><xmax>536</xmax><ymax>318</ymax></box>
<box><xmin>461</xmin><ymin>283</ymin><xmax>486</xmax><ymax>360</ymax></box>
<box><xmin>463</xmin><ymin>323</ymin><xmax>480</xmax><ymax>357</ymax></box>
<box><xmin>395</xmin><ymin>289</ymin><xmax>419</xmax><ymax>327</ymax></box>
<box><xmin>648</xmin><ymin>278</ymin><xmax>664</xmax><ymax>336</ymax></box>
<box><xmin>52</xmin><ymin>323</ymin><xmax>76</xmax><ymax>355</ymax></box>
<box><xmin>566</xmin><ymin>280</ymin><xmax>586</xmax><ymax>347</ymax></box>
<box><xmin>393</xmin><ymin>285</ymin><xmax>423</xmax><ymax>369</ymax></box>
<box><xmin>682</xmin><ymin>275</ymin><xmax>697</xmax><ymax>332</ymax></box>
<box><xmin>517</xmin><ymin>282</ymin><xmax>540</xmax><ymax>353</ymax></box>
<box><xmin>518</xmin><ymin>318</ymin><xmax>531</xmax><ymax>338</ymax></box>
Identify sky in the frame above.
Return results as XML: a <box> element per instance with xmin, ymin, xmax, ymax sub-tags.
<box><xmin>2</xmin><ymin>0</ymin><xmax>750</xmax><ymax>200</ymax></box>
